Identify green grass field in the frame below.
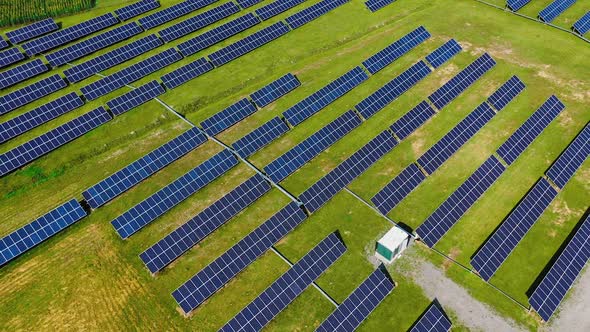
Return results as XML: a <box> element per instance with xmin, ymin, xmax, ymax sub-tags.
<box><xmin>0</xmin><ymin>0</ymin><xmax>589</xmax><ymax>330</ymax></box>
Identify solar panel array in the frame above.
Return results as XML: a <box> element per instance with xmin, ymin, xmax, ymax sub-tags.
<box><xmin>355</xmin><ymin>60</ymin><xmax>432</xmax><ymax>119</ymax></box>
<box><xmin>208</xmin><ymin>22</ymin><xmax>290</xmax><ymax>67</ymax></box>
<box><xmin>0</xmin><ymin>59</ymin><xmax>48</xmax><ymax>89</ymax></box>
<box><xmin>0</xmin><ymin>92</ymin><xmax>84</xmax><ymax>144</ymax></box>
<box><xmin>486</xmin><ymin>75</ymin><xmax>525</xmax><ymax>111</ymax></box>
<box><xmin>250</xmin><ymin>73</ymin><xmax>300</xmax><ymax>108</ymax></box>
<box><xmin>390</xmin><ymin>101</ymin><xmax>436</xmax><ymax>140</ymax></box>
<box><xmin>6</xmin><ymin>18</ymin><xmax>59</xmax><ymax>44</ymax></box>
<box><xmin>573</xmin><ymin>11</ymin><xmax>590</xmax><ymax>35</ymax></box>
<box><xmin>0</xmin><ymin>74</ymin><xmax>67</xmax><ymax>115</ymax></box>
<box><xmin>410</xmin><ymin>303</ymin><xmax>452</xmax><ymax>332</ymax></box>
<box><xmin>106</xmin><ymin>80</ymin><xmax>165</xmax><ymax>116</ymax></box>
<box><xmin>506</xmin><ymin>0</ymin><xmax>531</xmax><ymax>11</ymax></box>
<box><xmin>232</xmin><ymin>117</ymin><xmax>290</xmax><ymax>158</ymax></box>
<box><xmin>201</xmin><ymin>99</ymin><xmax>257</xmax><ymax>136</ymax></box>
<box><xmin>64</xmin><ymin>34</ymin><xmax>163</xmax><ymax>83</ymax></box>
<box><xmin>283</xmin><ymin>66</ymin><xmax>368</xmax><ymax>126</ymax></box>
<box><xmin>0</xmin><ymin>199</ymin><xmax>87</xmax><ymax>266</ymax></box>
<box><xmin>300</xmin><ymin>131</ymin><xmax>398</xmax><ymax>212</ymax></box>
<box><xmin>371</xmin><ymin>163</ymin><xmax>426</xmax><ymax>215</ymax></box>
<box><xmin>425</xmin><ymin>39</ymin><xmax>462</xmax><ymax>68</ymax></box>
<box><xmin>496</xmin><ymin>95</ymin><xmax>564</xmax><ymax>165</ymax></box>
<box><xmin>285</xmin><ymin>0</ymin><xmax>349</xmax><ymax>29</ymax></box>
<box><xmin>0</xmin><ymin>48</ymin><xmax>25</xmax><ymax>69</ymax></box>
<box><xmin>0</xmin><ymin>107</ymin><xmax>111</xmax><ymax>177</ymax></box>
<box><xmin>83</xmin><ymin>128</ymin><xmax>206</xmax><ymax>209</ymax></box>
<box><xmin>428</xmin><ymin>53</ymin><xmax>496</xmax><ymax>109</ymax></box>
<box><xmin>161</xmin><ymin>57</ymin><xmax>213</xmax><ymax>89</ymax></box>
<box><xmin>140</xmin><ymin>174</ymin><xmax>270</xmax><ymax>273</ymax></box>
<box><xmin>529</xmin><ymin>214</ymin><xmax>590</xmax><ymax>321</ymax></box>
<box><xmin>115</xmin><ymin>0</ymin><xmax>161</xmax><ymax>21</ymax></box>
<box><xmin>0</xmin><ymin>38</ymin><xmax>7</xmax><ymax>50</ymax></box>
<box><xmin>416</xmin><ymin>156</ymin><xmax>506</xmax><ymax>247</ymax></box>
<box><xmin>265</xmin><ymin>110</ymin><xmax>362</xmax><ymax>183</ymax></box>
<box><xmin>471</xmin><ymin>178</ymin><xmax>558</xmax><ymax>281</ymax></box>
<box><xmin>316</xmin><ymin>267</ymin><xmax>395</xmax><ymax>332</ymax></box>
<box><xmin>362</xmin><ymin>26</ymin><xmax>430</xmax><ymax>74</ymax></box>
<box><xmin>139</xmin><ymin>0</ymin><xmax>219</xmax><ymax>30</ymax></box>
<box><xmin>545</xmin><ymin>124</ymin><xmax>590</xmax><ymax>189</ymax></box>
<box><xmin>539</xmin><ymin>0</ymin><xmax>576</xmax><ymax>23</ymax></box>
<box><xmin>256</xmin><ymin>0</ymin><xmax>306</xmax><ymax>21</ymax></box>
<box><xmin>237</xmin><ymin>0</ymin><xmax>262</xmax><ymax>8</ymax></box>
<box><xmin>365</xmin><ymin>0</ymin><xmax>396</xmax><ymax>13</ymax></box>
<box><xmin>221</xmin><ymin>233</ymin><xmax>346</xmax><ymax>332</ymax></box>
<box><xmin>172</xmin><ymin>202</ymin><xmax>307</xmax><ymax>314</ymax></box>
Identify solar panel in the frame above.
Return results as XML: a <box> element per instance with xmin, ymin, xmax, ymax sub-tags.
<box><xmin>22</xmin><ymin>13</ymin><xmax>119</xmax><ymax>56</ymax></box>
<box><xmin>285</xmin><ymin>0</ymin><xmax>349</xmax><ymax>29</ymax></box>
<box><xmin>300</xmin><ymin>131</ymin><xmax>398</xmax><ymax>212</ymax></box>
<box><xmin>425</xmin><ymin>39</ymin><xmax>462</xmax><ymax>68</ymax></box>
<box><xmin>172</xmin><ymin>202</ymin><xmax>307</xmax><ymax>314</ymax></box>
<box><xmin>471</xmin><ymin>178</ymin><xmax>558</xmax><ymax>281</ymax></box>
<box><xmin>83</xmin><ymin>128</ymin><xmax>207</xmax><ymax>209</ymax></box>
<box><xmin>0</xmin><ymin>38</ymin><xmax>7</xmax><ymax>50</ymax></box>
<box><xmin>64</xmin><ymin>34</ymin><xmax>163</xmax><ymax>83</ymax></box>
<box><xmin>237</xmin><ymin>0</ymin><xmax>263</xmax><ymax>8</ymax></box>
<box><xmin>138</xmin><ymin>0</ymin><xmax>219</xmax><ymax>30</ymax></box>
<box><xmin>250</xmin><ymin>73</ymin><xmax>300</xmax><ymax>108</ymax></box>
<box><xmin>161</xmin><ymin>57</ymin><xmax>214</xmax><ymax>89</ymax></box>
<box><xmin>140</xmin><ymin>174</ymin><xmax>270</xmax><ymax>273</ymax></box>
<box><xmin>221</xmin><ymin>232</ymin><xmax>346</xmax><ymax>332</ymax></box>
<box><xmin>529</xmin><ymin>214</ymin><xmax>590</xmax><ymax>321</ymax></box>
<box><xmin>265</xmin><ymin>110</ymin><xmax>362</xmax><ymax>183</ymax></box>
<box><xmin>80</xmin><ymin>48</ymin><xmax>182</xmax><ymax>100</ymax></box>
<box><xmin>232</xmin><ymin>117</ymin><xmax>290</xmax><ymax>158</ymax></box>
<box><xmin>410</xmin><ymin>302</ymin><xmax>452</xmax><ymax>332</ymax></box>
<box><xmin>0</xmin><ymin>74</ymin><xmax>67</xmax><ymax>116</ymax></box>
<box><xmin>362</xmin><ymin>26</ymin><xmax>430</xmax><ymax>75</ymax></box>
<box><xmin>496</xmin><ymin>95</ymin><xmax>564</xmax><ymax>165</ymax></box>
<box><xmin>110</xmin><ymin>149</ymin><xmax>238</xmax><ymax>239</ymax></box>
<box><xmin>545</xmin><ymin>123</ymin><xmax>590</xmax><ymax>189</ymax></box>
<box><xmin>208</xmin><ymin>22</ymin><xmax>291</xmax><ymax>67</ymax></box>
<box><xmin>486</xmin><ymin>75</ymin><xmax>525</xmax><ymax>111</ymax></box>
<box><xmin>282</xmin><ymin>66</ymin><xmax>368</xmax><ymax>126</ymax></box>
<box><xmin>115</xmin><ymin>0</ymin><xmax>161</xmax><ymax>21</ymax></box>
<box><xmin>317</xmin><ymin>267</ymin><xmax>394</xmax><ymax>331</ymax></box>
<box><xmin>106</xmin><ymin>80</ymin><xmax>165</xmax><ymax>116</ymax></box>
<box><xmin>539</xmin><ymin>0</ymin><xmax>576</xmax><ymax>23</ymax></box>
<box><xmin>6</xmin><ymin>18</ymin><xmax>59</xmax><ymax>44</ymax></box>
<box><xmin>0</xmin><ymin>58</ymin><xmax>48</xmax><ymax>90</ymax></box>
<box><xmin>506</xmin><ymin>0</ymin><xmax>531</xmax><ymax>11</ymax></box>
<box><xmin>355</xmin><ymin>60</ymin><xmax>432</xmax><ymax>119</ymax></box>
<box><xmin>418</xmin><ymin>102</ymin><xmax>496</xmax><ymax>174</ymax></box>
<box><xmin>158</xmin><ymin>2</ymin><xmax>240</xmax><ymax>42</ymax></box>
<box><xmin>177</xmin><ymin>13</ymin><xmax>261</xmax><ymax>56</ymax></box>
<box><xmin>0</xmin><ymin>107</ymin><xmax>111</xmax><ymax>177</ymax></box>
<box><xmin>428</xmin><ymin>53</ymin><xmax>496</xmax><ymax>109</ymax></box>
<box><xmin>365</xmin><ymin>0</ymin><xmax>396</xmax><ymax>12</ymax></box>
<box><xmin>200</xmin><ymin>99</ymin><xmax>257</xmax><ymax>136</ymax></box>
<box><xmin>0</xmin><ymin>47</ymin><xmax>26</xmax><ymax>69</ymax></box>
<box><xmin>371</xmin><ymin>163</ymin><xmax>426</xmax><ymax>215</ymax></box>
<box><xmin>416</xmin><ymin>156</ymin><xmax>506</xmax><ymax>247</ymax></box>
<box><xmin>0</xmin><ymin>92</ymin><xmax>84</xmax><ymax>144</ymax></box>
<box><xmin>390</xmin><ymin>101</ymin><xmax>436</xmax><ymax>140</ymax></box>
<box><xmin>0</xmin><ymin>199</ymin><xmax>87</xmax><ymax>266</ymax></box>
<box><xmin>256</xmin><ymin>0</ymin><xmax>306</xmax><ymax>21</ymax></box>
<box><xmin>573</xmin><ymin>11</ymin><xmax>590</xmax><ymax>35</ymax></box>
<box><xmin>45</xmin><ymin>22</ymin><xmax>144</xmax><ymax>67</ymax></box>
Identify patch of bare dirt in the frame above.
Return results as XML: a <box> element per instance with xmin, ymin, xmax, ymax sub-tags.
<box><xmin>551</xmin><ymin>199</ymin><xmax>584</xmax><ymax>226</ymax></box>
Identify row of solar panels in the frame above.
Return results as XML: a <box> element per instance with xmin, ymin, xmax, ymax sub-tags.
<box><xmin>506</xmin><ymin>0</ymin><xmax>590</xmax><ymax>35</ymax></box>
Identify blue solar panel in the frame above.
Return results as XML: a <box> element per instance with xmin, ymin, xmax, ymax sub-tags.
<box><xmin>106</xmin><ymin>80</ymin><xmax>165</xmax><ymax>116</ymax></box>
<box><xmin>172</xmin><ymin>202</ymin><xmax>306</xmax><ymax>314</ymax></box>
<box><xmin>110</xmin><ymin>149</ymin><xmax>237</xmax><ymax>238</ymax></box>
<box><xmin>365</xmin><ymin>0</ymin><xmax>396</xmax><ymax>12</ymax></box>
<box><xmin>232</xmin><ymin>117</ymin><xmax>290</xmax><ymax>158</ymax></box>
<box><xmin>221</xmin><ymin>232</ymin><xmax>346</xmax><ymax>331</ymax></box>
<box><xmin>0</xmin><ymin>47</ymin><xmax>26</xmax><ymax>69</ymax></box>
<box><xmin>428</xmin><ymin>53</ymin><xmax>496</xmax><ymax>109</ymax></box>
<box><xmin>0</xmin><ymin>74</ymin><xmax>66</xmax><ymax>116</ymax></box>
<box><xmin>317</xmin><ymin>267</ymin><xmax>395</xmax><ymax>331</ymax></box>
<box><xmin>471</xmin><ymin>178</ymin><xmax>558</xmax><ymax>281</ymax></box>
<box><xmin>418</xmin><ymin>102</ymin><xmax>496</xmax><ymax>174</ymax></box>
<box><xmin>573</xmin><ymin>11</ymin><xmax>590</xmax><ymax>34</ymax></box>
<box><xmin>115</xmin><ymin>0</ymin><xmax>161</xmax><ymax>21</ymax></box>
<box><xmin>158</xmin><ymin>2</ymin><xmax>240</xmax><ymax>42</ymax></box>
<box><xmin>6</xmin><ymin>18</ymin><xmax>59</xmax><ymax>44</ymax></box>
<box><xmin>371</xmin><ymin>163</ymin><xmax>426</xmax><ymax>215</ymax></box>
<box><xmin>546</xmin><ymin>124</ymin><xmax>590</xmax><ymax>189</ymax></box>
<box><xmin>64</xmin><ymin>34</ymin><xmax>163</xmax><ymax>83</ymax></box>
<box><xmin>265</xmin><ymin>110</ymin><xmax>361</xmax><ymax>183</ymax></box>
<box><xmin>83</xmin><ymin>128</ymin><xmax>206</xmax><ymax>209</ymax></box>
<box><xmin>506</xmin><ymin>0</ymin><xmax>531</xmax><ymax>11</ymax></box>
<box><xmin>208</xmin><ymin>22</ymin><xmax>290</xmax><ymax>67</ymax></box>
<box><xmin>539</xmin><ymin>0</ymin><xmax>576</xmax><ymax>22</ymax></box>
<box><xmin>201</xmin><ymin>98</ymin><xmax>257</xmax><ymax>136</ymax></box>
<box><xmin>140</xmin><ymin>174</ymin><xmax>270</xmax><ymax>273</ymax></box>
<box><xmin>0</xmin><ymin>199</ymin><xmax>87</xmax><ymax>266</ymax></box>
<box><xmin>139</xmin><ymin>0</ymin><xmax>219</xmax><ymax>30</ymax></box>
<box><xmin>283</xmin><ymin>66</ymin><xmax>368</xmax><ymax>126</ymax></box>
<box><xmin>529</xmin><ymin>214</ymin><xmax>590</xmax><ymax>321</ymax></box>
<box><xmin>177</xmin><ymin>13</ymin><xmax>261</xmax><ymax>56</ymax></box>
<box><xmin>497</xmin><ymin>95</ymin><xmax>564</xmax><ymax>165</ymax></box>
<box><xmin>300</xmin><ymin>131</ymin><xmax>398</xmax><ymax>212</ymax></box>
<box><xmin>0</xmin><ymin>59</ymin><xmax>48</xmax><ymax>89</ymax></box>
<box><xmin>81</xmin><ymin>48</ymin><xmax>182</xmax><ymax>100</ymax></box>
<box><xmin>410</xmin><ymin>302</ymin><xmax>452</xmax><ymax>332</ymax></box>
<box><xmin>487</xmin><ymin>75</ymin><xmax>525</xmax><ymax>111</ymax></box>
<box><xmin>161</xmin><ymin>57</ymin><xmax>214</xmax><ymax>89</ymax></box>
<box><xmin>250</xmin><ymin>73</ymin><xmax>300</xmax><ymax>108</ymax></box>
<box><xmin>0</xmin><ymin>38</ymin><xmax>7</xmax><ymax>50</ymax></box>
<box><xmin>285</xmin><ymin>0</ymin><xmax>349</xmax><ymax>29</ymax></box>
<box><xmin>390</xmin><ymin>101</ymin><xmax>436</xmax><ymax>140</ymax></box>
<box><xmin>256</xmin><ymin>0</ymin><xmax>306</xmax><ymax>21</ymax></box>
<box><xmin>417</xmin><ymin>156</ymin><xmax>506</xmax><ymax>247</ymax></box>
<box><xmin>0</xmin><ymin>107</ymin><xmax>111</xmax><ymax>177</ymax></box>
<box><xmin>362</xmin><ymin>26</ymin><xmax>430</xmax><ymax>75</ymax></box>
<box><xmin>0</xmin><ymin>92</ymin><xmax>84</xmax><ymax>144</ymax></box>
<box><xmin>425</xmin><ymin>39</ymin><xmax>462</xmax><ymax>68</ymax></box>
<box><xmin>237</xmin><ymin>0</ymin><xmax>262</xmax><ymax>8</ymax></box>
<box><xmin>355</xmin><ymin>60</ymin><xmax>432</xmax><ymax>119</ymax></box>
<box><xmin>22</xmin><ymin>13</ymin><xmax>119</xmax><ymax>56</ymax></box>
<box><xmin>45</xmin><ymin>22</ymin><xmax>144</xmax><ymax>67</ymax></box>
